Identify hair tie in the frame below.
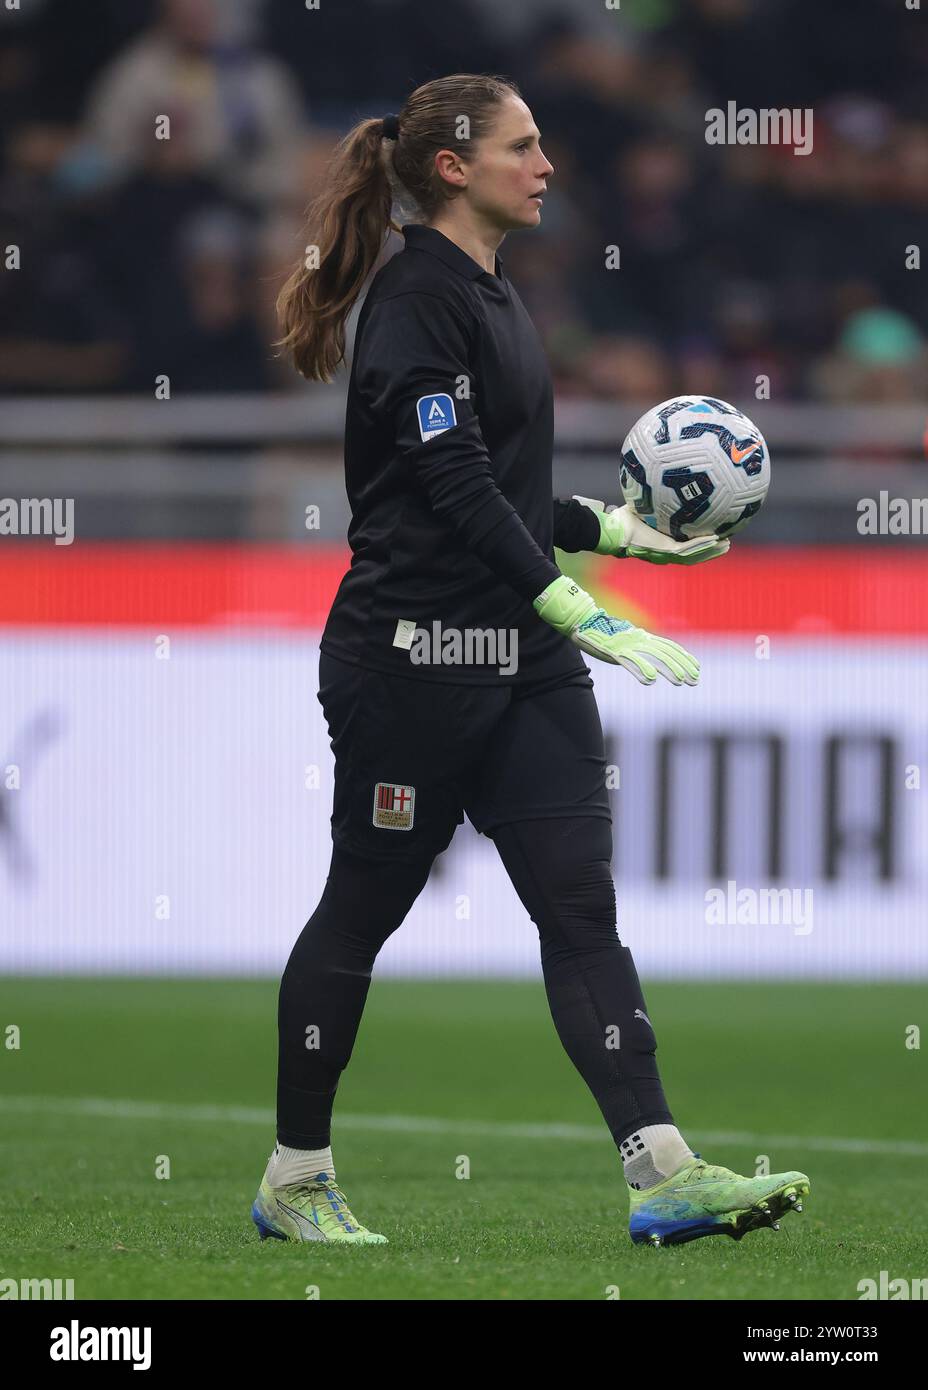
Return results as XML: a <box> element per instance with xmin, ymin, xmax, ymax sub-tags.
<box><xmin>381</xmin><ymin>113</ymin><xmax>400</xmax><ymax>141</ymax></box>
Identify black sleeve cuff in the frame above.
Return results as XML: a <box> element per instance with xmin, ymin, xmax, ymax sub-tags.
<box><xmin>552</xmin><ymin>497</ymin><xmax>602</xmax><ymax>553</ymax></box>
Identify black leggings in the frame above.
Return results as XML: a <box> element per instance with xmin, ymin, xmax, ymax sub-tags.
<box><xmin>277</xmin><ymin>815</ymin><xmax>674</xmax><ymax>1151</ymax></box>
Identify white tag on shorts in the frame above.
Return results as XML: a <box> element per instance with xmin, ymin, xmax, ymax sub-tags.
<box><xmin>393</xmin><ymin>618</ymin><xmax>417</xmax><ymax>650</ymax></box>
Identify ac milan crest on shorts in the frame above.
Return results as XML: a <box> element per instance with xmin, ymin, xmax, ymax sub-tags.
<box><xmin>373</xmin><ymin>781</ymin><xmax>416</xmax><ymax>830</ymax></box>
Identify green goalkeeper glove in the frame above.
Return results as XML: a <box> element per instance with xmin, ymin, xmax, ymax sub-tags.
<box><xmin>533</xmin><ymin>574</ymin><xmax>699</xmax><ymax>686</ymax></box>
<box><xmin>573</xmin><ymin>496</ymin><xmax>730</xmax><ymax>565</ymax></box>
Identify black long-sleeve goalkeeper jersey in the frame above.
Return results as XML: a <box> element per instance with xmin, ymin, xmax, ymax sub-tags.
<box><xmin>319</xmin><ymin>222</ymin><xmax>600</xmax><ymax>684</ymax></box>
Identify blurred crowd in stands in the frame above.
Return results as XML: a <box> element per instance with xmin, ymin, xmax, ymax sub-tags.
<box><xmin>2</xmin><ymin>0</ymin><xmax>927</xmax><ymax>402</ymax></box>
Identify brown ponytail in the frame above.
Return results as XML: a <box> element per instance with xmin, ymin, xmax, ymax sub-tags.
<box><xmin>275</xmin><ymin>73</ymin><xmax>521</xmax><ymax>383</ymax></box>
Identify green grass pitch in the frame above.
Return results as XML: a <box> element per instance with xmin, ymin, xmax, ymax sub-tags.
<box><xmin>1</xmin><ymin>978</ymin><xmax>925</xmax><ymax>1300</ymax></box>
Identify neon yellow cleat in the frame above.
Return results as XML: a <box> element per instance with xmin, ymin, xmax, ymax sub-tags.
<box><xmin>629</xmin><ymin>1154</ymin><xmax>810</xmax><ymax>1247</ymax></box>
<box><xmin>251</xmin><ymin>1172</ymin><xmax>388</xmax><ymax>1245</ymax></box>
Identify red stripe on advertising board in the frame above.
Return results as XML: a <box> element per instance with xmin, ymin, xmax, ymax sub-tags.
<box><xmin>591</xmin><ymin>547</ymin><xmax>928</xmax><ymax>635</ymax></box>
<box><xmin>0</xmin><ymin>544</ymin><xmax>346</xmax><ymax>628</ymax></box>
<box><xmin>0</xmin><ymin>543</ymin><xmax>925</xmax><ymax>633</ymax></box>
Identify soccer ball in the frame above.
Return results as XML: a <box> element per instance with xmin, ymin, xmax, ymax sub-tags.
<box><xmin>620</xmin><ymin>396</ymin><xmax>770</xmax><ymax>540</ymax></box>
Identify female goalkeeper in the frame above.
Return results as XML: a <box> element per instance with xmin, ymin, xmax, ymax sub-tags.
<box><xmin>252</xmin><ymin>73</ymin><xmax>809</xmax><ymax>1249</ymax></box>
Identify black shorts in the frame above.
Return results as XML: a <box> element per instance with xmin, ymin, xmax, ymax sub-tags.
<box><xmin>317</xmin><ymin>651</ymin><xmax>612</xmax><ymax>863</ymax></box>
